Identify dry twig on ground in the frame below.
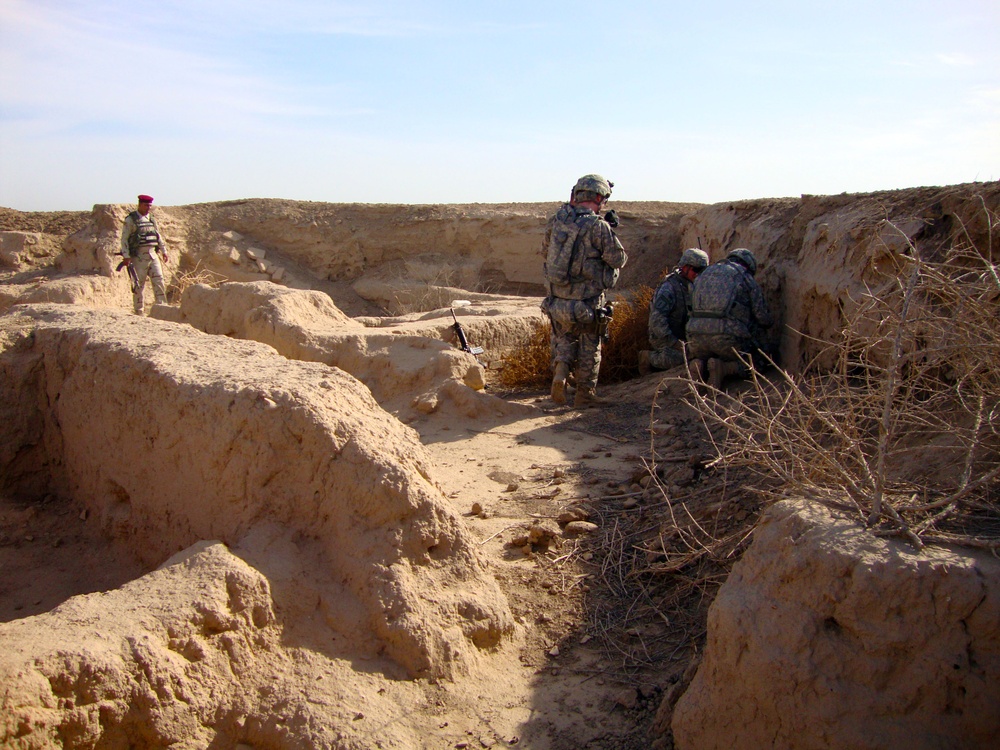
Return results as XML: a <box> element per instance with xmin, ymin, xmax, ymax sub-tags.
<box><xmin>166</xmin><ymin>261</ymin><xmax>227</xmax><ymax>302</ymax></box>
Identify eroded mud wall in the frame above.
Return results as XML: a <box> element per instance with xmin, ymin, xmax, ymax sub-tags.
<box><xmin>7</xmin><ymin>181</ymin><xmax>998</xmax><ymax>371</ymax></box>
<box><xmin>670</xmin><ymin>499</ymin><xmax>1000</xmax><ymax>750</ymax></box>
<box><xmin>0</xmin><ymin>304</ymin><xmax>515</xmax><ymax>679</ymax></box>
<box><xmin>680</xmin><ymin>183</ymin><xmax>1000</xmax><ymax>369</ymax></box>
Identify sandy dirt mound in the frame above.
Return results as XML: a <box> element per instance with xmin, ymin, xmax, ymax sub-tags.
<box><xmin>0</xmin><ymin>304</ymin><xmax>515</xmax><ymax>680</ymax></box>
<box><xmin>1</xmin><ymin>542</ymin><xmax>287</xmax><ymax>748</ymax></box>
<box><xmin>173</xmin><ymin>281</ymin><xmax>519</xmax><ymax>419</ymax></box>
<box><xmin>670</xmin><ymin>498</ymin><xmax>1000</xmax><ymax>749</ymax></box>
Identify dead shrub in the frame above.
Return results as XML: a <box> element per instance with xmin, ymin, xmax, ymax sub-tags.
<box><xmin>601</xmin><ymin>286</ymin><xmax>653</xmax><ymax>384</ymax></box>
<box><xmin>497</xmin><ymin>319</ymin><xmax>552</xmax><ymax>390</ymax></box>
<box><xmin>167</xmin><ymin>261</ymin><xmax>227</xmax><ymax>303</ymax></box>
<box><xmin>684</xmin><ymin>205</ymin><xmax>1000</xmax><ymax>550</ymax></box>
<box><xmin>497</xmin><ymin>286</ymin><xmax>653</xmax><ymax>390</ymax></box>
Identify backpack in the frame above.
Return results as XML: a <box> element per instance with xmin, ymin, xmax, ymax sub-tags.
<box><xmin>543</xmin><ymin>208</ymin><xmax>601</xmax><ymax>288</ymax></box>
<box><xmin>690</xmin><ymin>260</ymin><xmax>743</xmax><ymax>320</ymax></box>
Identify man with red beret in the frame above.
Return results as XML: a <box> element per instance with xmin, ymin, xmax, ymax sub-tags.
<box><xmin>119</xmin><ymin>194</ymin><xmax>169</xmax><ymax>314</ymax></box>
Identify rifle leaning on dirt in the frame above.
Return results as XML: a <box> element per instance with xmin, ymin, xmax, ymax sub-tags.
<box><xmin>116</xmin><ymin>258</ymin><xmax>140</xmax><ymax>293</ymax></box>
<box><xmin>450</xmin><ymin>306</ymin><xmax>484</xmax><ymax>357</ymax></box>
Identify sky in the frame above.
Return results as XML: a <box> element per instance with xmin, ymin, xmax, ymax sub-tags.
<box><xmin>1</xmin><ymin>0</ymin><xmax>998</xmax><ymax>211</ymax></box>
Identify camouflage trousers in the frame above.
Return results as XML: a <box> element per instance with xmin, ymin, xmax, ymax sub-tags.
<box><xmin>687</xmin><ymin>332</ymin><xmax>766</xmax><ymax>377</ymax></box>
<box><xmin>543</xmin><ymin>296</ymin><xmax>602</xmax><ymax>391</ymax></box>
<box><xmin>131</xmin><ymin>251</ymin><xmax>167</xmax><ymax>314</ymax></box>
<box><xmin>647</xmin><ymin>343</ymin><xmax>686</xmax><ymax>371</ymax></box>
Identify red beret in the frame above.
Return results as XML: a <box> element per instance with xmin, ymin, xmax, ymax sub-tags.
<box><xmin>137</xmin><ymin>194</ymin><xmax>154</xmax><ymax>203</ymax></box>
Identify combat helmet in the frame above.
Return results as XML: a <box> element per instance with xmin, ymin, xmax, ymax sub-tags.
<box><xmin>727</xmin><ymin>248</ymin><xmax>758</xmax><ymax>275</ymax></box>
<box><xmin>572</xmin><ymin>174</ymin><xmax>614</xmax><ymax>199</ymax></box>
<box><xmin>678</xmin><ymin>248</ymin><xmax>710</xmax><ymax>270</ymax></box>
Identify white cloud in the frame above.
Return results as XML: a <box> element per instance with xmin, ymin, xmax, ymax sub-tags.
<box><xmin>936</xmin><ymin>52</ymin><xmax>976</xmax><ymax>67</ymax></box>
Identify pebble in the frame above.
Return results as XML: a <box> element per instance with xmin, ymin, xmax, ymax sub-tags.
<box><xmin>558</xmin><ymin>508</ymin><xmax>589</xmax><ymax>524</ymax></box>
<box><xmin>563</xmin><ymin>521</ymin><xmax>599</xmax><ymax>536</ymax></box>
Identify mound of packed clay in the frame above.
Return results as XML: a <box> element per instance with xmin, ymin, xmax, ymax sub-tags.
<box><xmin>0</xmin><ymin>542</ymin><xmax>281</xmax><ymax>748</ymax></box>
<box><xmin>175</xmin><ymin>281</ymin><xmax>502</xmax><ymax>417</ymax></box>
<box><xmin>0</xmin><ymin>304</ymin><xmax>514</xmax><ymax>679</ymax></box>
<box><xmin>671</xmin><ymin>499</ymin><xmax>1000</xmax><ymax>750</ymax></box>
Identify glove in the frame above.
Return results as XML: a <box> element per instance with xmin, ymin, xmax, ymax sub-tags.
<box><xmin>604</xmin><ymin>209</ymin><xmax>620</xmax><ymax>228</ymax></box>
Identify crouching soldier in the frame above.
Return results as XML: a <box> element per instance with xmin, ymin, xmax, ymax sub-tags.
<box><xmin>638</xmin><ymin>247</ymin><xmax>710</xmax><ymax>374</ymax></box>
<box><xmin>686</xmin><ymin>248</ymin><xmax>774</xmax><ymax>389</ymax></box>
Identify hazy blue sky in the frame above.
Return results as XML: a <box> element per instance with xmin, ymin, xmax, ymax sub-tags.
<box><xmin>1</xmin><ymin>0</ymin><xmax>997</xmax><ymax>210</ymax></box>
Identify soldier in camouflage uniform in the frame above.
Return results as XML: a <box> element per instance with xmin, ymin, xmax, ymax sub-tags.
<box><xmin>686</xmin><ymin>248</ymin><xmax>773</xmax><ymax>389</ymax></box>
<box><xmin>119</xmin><ymin>194</ymin><xmax>169</xmax><ymax>315</ymax></box>
<box><xmin>541</xmin><ymin>174</ymin><xmax>627</xmax><ymax>407</ymax></box>
<box><xmin>638</xmin><ymin>248</ymin><xmax>710</xmax><ymax>374</ymax></box>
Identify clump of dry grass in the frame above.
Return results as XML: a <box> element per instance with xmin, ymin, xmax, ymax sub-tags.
<box><xmin>497</xmin><ymin>319</ymin><xmax>552</xmax><ymax>390</ymax></box>
<box><xmin>166</xmin><ymin>261</ymin><xmax>227</xmax><ymax>303</ymax></box>
<box><xmin>602</xmin><ymin>286</ymin><xmax>653</xmax><ymax>383</ymax></box>
<box><xmin>497</xmin><ymin>286</ymin><xmax>653</xmax><ymax>390</ymax></box>
<box><xmin>685</xmin><ymin>205</ymin><xmax>1000</xmax><ymax>550</ymax></box>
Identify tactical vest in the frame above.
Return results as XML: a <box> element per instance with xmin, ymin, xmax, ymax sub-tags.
<box><xmin>127</xmin><ymin>211</ymin><xmax>161</xmax><ymax>256</ymax></box>
<box><xmin>689</xmin><ymin>261</ymin><xmax>743</xmax><ymax>320</ymax></box>
<box><xmin>543</xmin><ymin>206</ymin><xmax>602</xmax><ymax>289</ymax></box>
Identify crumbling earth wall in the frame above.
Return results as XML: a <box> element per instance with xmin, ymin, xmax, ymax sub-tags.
<box><xmin>668</xmin><ymin>499</ymin><xmax>1000</xmax><ymax>750</ymax></box>
<box><xmin>171</xmin><ymin>281</ymin><xmax>506</xmax><ymax>418</ymax></box>
<box><xmin>8</xmin><ymin>184</ymin><xmax>998</xmax><ymax>376</ymax></box>
<box><xmin>0</xmin><ymin>304</ymin><xmax>515</xmax><ymax>682</ymax></box>
<box><xmin>679</xmin><ymin>182</ymin><xmax>1000</xmax><ymax>370</ymax></box>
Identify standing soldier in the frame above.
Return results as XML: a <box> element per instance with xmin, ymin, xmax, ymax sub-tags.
<box><xmin>120</xmin><ymin>194</ymin><xmax>168</xmax><ymax>315</ymax></box>
<box><xmin>638</xmin><ymin>247</ymin><xmax>710</xmax><ymax>374</ymax></box>
<box><xmin>541</xmin><ymin>174</ymin><xmax>627</xmax><ymax>407</ymax></box>
<box><xmin>686</xmin><ymin>247</ymin><xmax>774</xmax><ymax>389</ymax></box>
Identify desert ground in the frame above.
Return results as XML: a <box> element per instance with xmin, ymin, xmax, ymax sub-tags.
<box><xmin>1</xmin><ymin>182</ymin><xmax>999</xmax><ymax>749</ymax></box>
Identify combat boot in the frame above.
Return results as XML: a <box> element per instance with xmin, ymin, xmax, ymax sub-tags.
<box><xmin>551</xmin><ymin>361</ymin><xmax>570</xmax><ymax>404</ymax></box>
<box><xmin>637</xmin><ymin>350</ymin><xmax>652</xmax><ymax>376</ymax></box>
<box><xmin>691</xmin><ymin>358</ymin><xmax>707</xmax><ymax>383</ymax></box>
<box><xmin>574</xmin><ymin>387</ymin><xmax>610</xmax><ymax>408</ymax></box>
<box><xmin>708</xmin><ymin>358</ymin><xmax>741</xmax><ymax>390</ymax></box>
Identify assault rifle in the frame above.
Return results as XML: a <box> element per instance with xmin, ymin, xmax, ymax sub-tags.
<box><xmin>450</xmin><ymin>301</ymin><xmax>484</xmax><ymax>357</ymax></box>
<box><xmin>595</xmin><ymin>303</ymin><xmax>614</xmax><ymax>343</ymax></box>
<box><xmin>116</xmin><ymin>258</ymin><xmax>140</xmax><ymax>293</ymax></box>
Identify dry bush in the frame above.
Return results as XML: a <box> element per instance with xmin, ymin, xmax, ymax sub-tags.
<box><xmin>167</xmin><ymin>261</ymin><xmax>227</xmax><ymax>302</ymax></box>
<box><xmin>497</xmin><ymin>318</ymin><xmax>552</xmax><ymax>390</ymax></box>
<box><xmin>684</xmin><ymin>207</ymin><xmax>1000</xmax><ymax>550</ymax></box>
<box><xmin>497</xmin><ymin>286</ymin><xmax>653</xmax><ymax>390</ymax></box>
<box><xmin>602</xmin><ymin>286</ymin><xmax>653</xmax><ymax>383</ymax></box>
